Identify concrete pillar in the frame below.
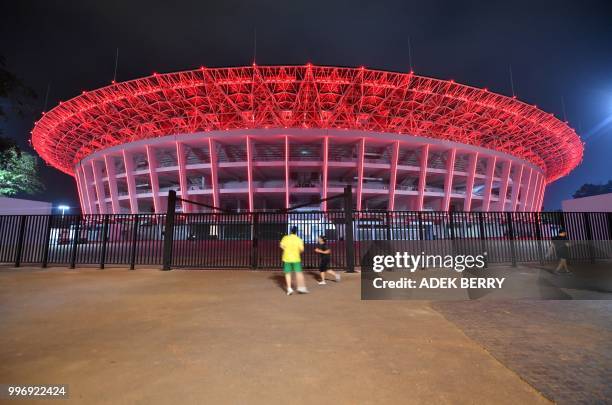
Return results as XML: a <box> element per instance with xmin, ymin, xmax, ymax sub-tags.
<box><xmin>90</xmin><ymin>160</ymin><xmax>107</xmax><ymax>214</ymax></box>
<box><xmin>527</xmin><ymin>173</ymin><xmax>541</xmax><ymax>212</ymax></box>
<box><xmin>519</xmin><ymin>168</ymin><xmax>533</xmax><ymax>212</ymax></box>
<box><xmin>146</xmin><ymin>146</ymin><xmax>162</xmax><ymax>213</ymax></box>
<box><xmin>442</xmin><ymin>148</ymin><xmax>457</xmax><ymax>211</ymax></box>
<box><xmin>284</xmin><ymin>136</ymin><xmax>290</xmax><ymax>210</ymax></box>
<box><xmin>388</xmin><ymin>141</ymin><xmax>400</xmax><ymax>211</ymax></box>
<box><xmin>496</xmin><ymin>160</ymin><xmax>512</xmax><ymax>211</ymax></box>
<box><xmin>208</xmin><ymin>138</ymin><xmax>220</xmax><ymax>208</ymax></box>
<box><xmin>322</xmin><ymin>136</ymin><xmax>329</xmax><ymax>211</ymax></box>
<box><xmin>82</xmin><ymin>164</ymin><xmax>98</xmax><ymax>214</ymax></box>
<box><xmin>536</xmin><ymin>177</ymin><xmax>546</xmax><ymax>211</ymax></box>
<box><xmin>417</xmin><ymin>144</ymin><xmax>429</xmax><ymax>211</ymax></box>
<box><xmin>103</xmin><ymin>155</ymin><xmax>120</xmax><ymax>214</ymax></box>
<box><xmin>122</xmin><ymin>150</ymin><xmax>138</xmax><ymax>214</ymax></box>
<box><xmin>75</xmin><ymin>167</ymin><xmax>92</xmax><ymax>214</ymax></box>
<box><xmin>245</xmin><ymin>136</ymin><xmax>254</xmax><ymax>212</ymax></box>
<box><xmin>482</xmin><ymin>156</ymin><xmax>497</xmax><ymax>212</ymax></box>
<box><xmin>463</xmin><ymin>152</ymin><xmax>478</xmax><ymax>211</ymax></box>
<box><xmin>356</xmin><ymin>138</ymin><xmax>365</xmax><ymax>211</ymax></box>
<box><xmin>509</xmin><ymin>164</ymin><xmax>524</xmax><ymax>212</ymax></box>
<box><xmin>175</xmin><ymin>141</ymin><xmax>188</xmax><ymax>213</ymax></box>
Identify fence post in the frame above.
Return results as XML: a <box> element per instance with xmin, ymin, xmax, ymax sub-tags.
<box><xmin>478</xmin><ymin>212</ymin><xmax>487</xmax><ymax>268</ymax></box>
<box><xmin>534</xmin><ymin>212</ymin><xmax>544</xmax><ymax>265</ymax></box>
<box><xmin>506</xmin><ymin>212</ymin><xmax>517</xmax><ymax>267</ymax></box>
<box><xmin>385</xmin><ymin>211</ymin><xmax>392</xmax><ymax>241</ymax></box>
<box><xmin>69</xmin><ymin>216</ymin><xmax>81</xmax><ymax>269</ymax></box>
<box><xmin>418</xmin><ymin>211</ymin><xmax>424</xmax><ymax>240</ymax></box>
<box><xmin>41</xmin><ymin>215</ymin><xmax>54</xmax><ymax>268</ymax></box>
<box><xmin>14</xmin><ymin>216</ymin><xmax>27</xmax><ymax>267</ymax></box>
<box><xmin>129</xmin><ymin>215</ymin><xmax>139</xmax><ymax>270</ymax></box>
<box><xmin>583</xmin><ymin>212</ymin><xmax>595</xmax><ymax>264</ymax></box>
<box><xmin>559</xmin><ymin>211</ymin><xmax>567</xmax><ymax>233</ymax></box>
<box><xmin>417</xmin><ymin>212</ymin><xmax>424</xmax><ymax>265</ymax></box>
<box><xmin>251</xmin><ymin>212</ymin><xmax>259</xmax><ymax>269</ymax></box>
<box><xmin>344</xmin><ymin>185</ymin><xmax>355</xmax><ymax>272</ymax></box>
<box><xmin>162</xmin><ymin>190</ymin><xmax>177</xmax><ymax>270</ymax></box>
<box><xmin>449</xmin><ymin>212</ymin><xmax>456</xmax><ymax>240</ymax></box>
<box><xmin>448</xmin><ymin>211</ymin><xmax>456</xmax><ymax>255</ymax></box>
<box><xmin>99</xmin><ymin>215</ymin><xmax>109</xmax><ymax>269</ymax></box>
<box><xmin>607</xmin><ymin>213</ymin><xmax>612</xmax><ymax>260</ymax></box>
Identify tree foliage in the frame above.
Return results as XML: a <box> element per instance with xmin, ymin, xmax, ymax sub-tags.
<box><xmin>573</xmin><ymin>181</ymin><xmax>612</xmax><ymax>199</ymax></box>
<box><xmin>0</xmin><ymin>145</ymin><xmax>44</xmax><ymax>196</ymax></box>
<box><xmin>0</xmin><ymin>55</ymin><xmax>43</xmax><ymax>196</ymax></box>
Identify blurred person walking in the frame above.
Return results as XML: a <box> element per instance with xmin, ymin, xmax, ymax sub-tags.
<box><xmin>551</xmin><ymin>230</ymin><xmax>571</xmax><ymax>274</ymax></box>
<box><xmin>315</xmin><ymin>235</ymin><xmax>340</xmax><ymax>285</ymax></box>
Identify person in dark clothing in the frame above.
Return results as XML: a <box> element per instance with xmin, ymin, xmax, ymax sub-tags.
<box><xmin>315</xmin><ymin>236</ymin><xmax>340</xmax><ymax>285</ymax></box>
<box><xmin>551</xmin><ymin>230</ymin><xmax>571</xmax><ymax>274</ymax></box>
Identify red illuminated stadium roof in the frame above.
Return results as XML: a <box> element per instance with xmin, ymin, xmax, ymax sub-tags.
<box><xmin>31</xmin><ymin>64</ymin><xmax>583</xmax><ymax>181</ymax></box>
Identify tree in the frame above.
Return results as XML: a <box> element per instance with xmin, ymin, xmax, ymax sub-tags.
<box><xmin>0</xmin><ymin>146</ymin><xmax>44</xmax><ymax>195</ymax></box>
<box><xmin>0</xmin><ymin>55</ymin><xmax>44</xmax><ymax>196</ymax></box>
<box><xmin>572</xmin><ymin>181</ymin><xmax>612</xmax><ymax>199</ymax></box>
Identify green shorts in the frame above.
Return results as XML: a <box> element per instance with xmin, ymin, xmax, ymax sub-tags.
<box><xmin>283</xmin><ymin>261</ymin><xmax>302</xmax><ymax>273</ymax></box>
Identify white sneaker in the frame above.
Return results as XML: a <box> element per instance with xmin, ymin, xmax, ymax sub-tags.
<box><xmin>287</xmin><ymin>288</ymin><xmax>294</xmax><ymax>296</ymax></box>
<box><xmin>297</xmin><ymin>287</ymin><xmax>309</xmax><ymax>294</ymax></box>
<box><xmin>318</xmin><ymin>280</ymin><xmax>327</xmax><ymax>285</ymax></box>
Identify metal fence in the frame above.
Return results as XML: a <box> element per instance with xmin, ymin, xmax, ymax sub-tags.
<box><xmin>1</xmin><ymin>209</ymin><xmax>611</xmax><ymax>270</ymax></box>
<box><xmin>0</xmin><ymin>214</ymin><xmax>165</xmax><ymax>269</ymax></box>
<box><xmin>169</xmin><ymin>211</ymin><xmax>349</xmax><ymax>269</ymax></box>
<box><xmin>352</xmin><ymin>211</ymin><xmax>612</xmax><ymax>267</ymax></box>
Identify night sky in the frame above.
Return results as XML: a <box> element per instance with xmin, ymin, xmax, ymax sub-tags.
<box><xmin>1</xmin><ymin>0</ymin><xmax>611</xmax><ymax>212</ymax></box>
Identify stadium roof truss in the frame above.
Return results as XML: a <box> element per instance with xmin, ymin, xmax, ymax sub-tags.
<box><xmin>31</xmin><ymin>65</ymin><xmax>583</xmax><ymax>182</ymax></box>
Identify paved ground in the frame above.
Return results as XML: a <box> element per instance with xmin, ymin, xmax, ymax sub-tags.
<box><xmin>434</xmin><ymin>300</ymin><xmax>612</xmax><ymax>404</ymax></box>
<box><xmin>0</xmin><ymin>267</ymin><xmax>549</xmax><ymax>404</ymax></box>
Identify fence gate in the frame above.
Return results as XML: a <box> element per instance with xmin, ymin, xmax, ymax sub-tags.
<box><xmin>164</xmin><ymin>187</ymin><xmax>354</xmax><ymax>270</ymax></box>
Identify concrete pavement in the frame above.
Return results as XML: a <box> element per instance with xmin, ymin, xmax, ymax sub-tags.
<box><xmin>1</xmin><ymin>267</ymin><xmax>549</xmax><ymax>404</ymax></box>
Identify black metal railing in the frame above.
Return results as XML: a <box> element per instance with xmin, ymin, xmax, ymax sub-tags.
<box><xmin>0</xmin><ymin>214</ymin><xmax>166</xmax><ymax>269</ymax></box>
<box><xmin>351</xmin><ymin>211</ymin><xmax>612</xmax><ymax>267</ymax></box>
<box><xmin>1</xmin><ymin>201</ymin><xmax>611</xmax><ymax>271</ymax></box>
<box><xmin>163</xmin><ymin>187</ymin><xmax>354</xmax><ymax>270</ymax></box>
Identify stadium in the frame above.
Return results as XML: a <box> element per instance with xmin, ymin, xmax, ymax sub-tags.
<box><xmin>31</xmin><ymin>65</ymin><xmax>583</xmax><ymax>214</ymax></box>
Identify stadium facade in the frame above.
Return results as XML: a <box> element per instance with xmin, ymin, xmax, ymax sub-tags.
<box><xmin>31</xmin><ymin>65</ymin><xmax>583</xmax><ymax>214</ymax></box>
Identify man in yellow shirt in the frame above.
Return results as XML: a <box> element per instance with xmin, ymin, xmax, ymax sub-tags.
<box><xmin>280</xmin><ymin>226</ymin><xmax>309</xmax><ymax>295</ymax></box>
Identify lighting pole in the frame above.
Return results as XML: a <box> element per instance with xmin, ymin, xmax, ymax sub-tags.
<box><xmin>58</xmin><ymin>205</ymin><xmax>70</xmax><ymax>218</ymax></box>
